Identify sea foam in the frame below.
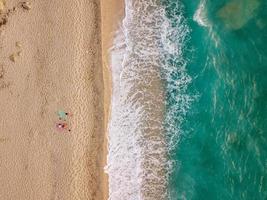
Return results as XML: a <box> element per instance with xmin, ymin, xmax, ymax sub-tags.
<box><xmin>193</xmin><ymin>0</ymin><xmax>210</xmax><ymax>27</ymax></box>
<box><xmin>105</xmin><ymin>0</ymin><xmax>191</xmax><ymax>199</ymax></box>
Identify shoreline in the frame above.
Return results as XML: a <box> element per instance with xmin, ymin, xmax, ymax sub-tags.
<box><xmin>104</xmin><ymin>1</ymin><xmax>170</xmax><ymax>199</ymax></box>
<box><xmin>101</xmin><ymin>0</ymin><xmax>125</xmax><ymax>199</ymax></box>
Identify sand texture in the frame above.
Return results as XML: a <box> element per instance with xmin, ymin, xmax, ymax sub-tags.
<box><xmin>0</xmin><ymin>0</ymin><xmax>106</xmax><ymax>199</ymax></box>
<box><xmin>100</xmin><ymin>0</ymin><xmax>125</xmax><ymax>199</ymax></box>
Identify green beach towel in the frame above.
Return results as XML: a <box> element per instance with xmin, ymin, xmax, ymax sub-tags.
<box><xmin>57</xmin><ymin>110</ymin><xmax>67</xmax><ymax>120</ymax></box>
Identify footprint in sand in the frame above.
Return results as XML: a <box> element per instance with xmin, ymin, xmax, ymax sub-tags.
<box><xmin>0</xmin><ymin>65</ymin><xmax>10</xmax><ymax>90</ymax></box>
<box><xmin>0</xmin><ymin>1</ymin><xmax>31</xmax><ymax>28</ymax></box>
<box><xmin>0</xmin><ymin>65</ymin><xmax>4</xmax><ymax>78</ymax></box>
<box><xmin>0</xmin><ymin>137</ymin><xmax>9</xmax><ymax>143</ymax></box>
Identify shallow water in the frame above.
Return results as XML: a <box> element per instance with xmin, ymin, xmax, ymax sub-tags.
<box><xmin>106</xmin><ymin>1</ymin><xmax>186</xmax><ymax>199</ymax></box>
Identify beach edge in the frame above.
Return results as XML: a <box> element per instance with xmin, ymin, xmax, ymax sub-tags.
<box><xmin>100</xmin><ymin>0</ymin><xmax>125</xmax><ymax>199</ymax></box>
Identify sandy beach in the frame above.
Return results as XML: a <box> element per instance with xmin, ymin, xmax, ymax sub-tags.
<box><xmin>101</xmin><ymin>0</ymin><xmax>124</xmax><ymax>199</ymax></box>
<box><xmin>0</xmin><ymin>0</ymin><xmax>109</xmax><ymax>199</ymax></box>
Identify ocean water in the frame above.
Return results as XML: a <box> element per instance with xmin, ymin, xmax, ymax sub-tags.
<box><xmin>168</xmin><ymin>0</ymin><xmax>267</xmax><ymax>199</ymax></box>
<box><xmin>106</xmin><ymin>0</ymin><xmax>267</xmax><ymax>199</ymax></box>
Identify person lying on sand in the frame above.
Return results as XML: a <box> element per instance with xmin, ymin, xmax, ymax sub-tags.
<box><xmin>56</xmin><ymin>122</ymin><xmax>71</xmax><ymax>132</ymax></box>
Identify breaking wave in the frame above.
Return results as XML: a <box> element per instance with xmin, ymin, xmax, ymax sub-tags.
<box><xmin>193</xmin><ymin>0</ymin><xmax>210</xmax><ymax>27</ymax></box>
<box><xmin>105</xmin><ymin>0</ymin><xmax>192</xmax><ymax>199</ymax></box>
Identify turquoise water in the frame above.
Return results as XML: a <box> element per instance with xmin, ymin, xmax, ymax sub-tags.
<box><xmin>163</xmin><ymin>0</ymin><xmax>267</xmax><ymax>199</ymax></box>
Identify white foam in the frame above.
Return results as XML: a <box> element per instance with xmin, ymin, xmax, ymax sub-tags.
<box><xmin>193</xmin><ymin>0</ymin><xmax>210</xmax><ymax>27</ymax></box>
<box><xmin>193</xmin><ymin>1</ymin><xmax>221</xmax><ymax>49</ymax></box>
<box><xmin>105</xmin><ymin>1</ymin><xmax>192</xmax><ymax>199</ymax></box>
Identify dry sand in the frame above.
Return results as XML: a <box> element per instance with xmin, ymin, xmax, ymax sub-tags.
<box><xmin>0</xmin><ymin>0</ymin><xmax>108</xmax><ymax>199</ymax></box>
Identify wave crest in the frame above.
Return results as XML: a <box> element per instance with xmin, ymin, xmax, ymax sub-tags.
<box><xmin>105</xmin><ymin>0</ymin><xmax>192</xmax><ymax>199</ymax></box>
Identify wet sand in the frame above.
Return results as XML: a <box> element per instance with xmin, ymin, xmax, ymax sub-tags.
<box><xmin>0</xmin><ymin>0</ymin><xmax>106</xmax><ymax>199</ymax></box>
<box><xmin>101</xmin><ymin>0</ymin><xmax>125</xmax><ymax>199</ymax></box>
